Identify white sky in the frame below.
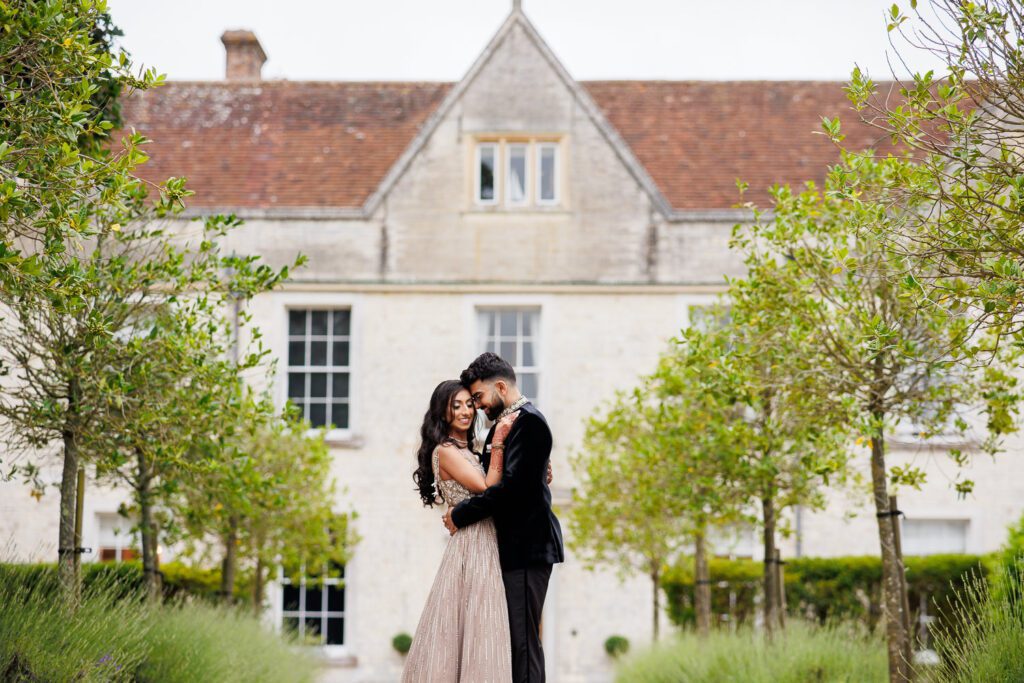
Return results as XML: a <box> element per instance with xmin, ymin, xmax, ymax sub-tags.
<box><xmin>106</xmin><ymin>0</ymin><xmax>948</xmax><ymax>82</ymax></box>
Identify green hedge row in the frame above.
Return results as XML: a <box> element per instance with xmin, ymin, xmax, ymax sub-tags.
<box><xmin>663</xmin><ymin>554</ymin><xmax>992</xmax><ymax>636</ymax></box>
<box><xmin>0</xmin><ymin>561</ymin><xmax>252</xmax><ymax>604</ymax></box>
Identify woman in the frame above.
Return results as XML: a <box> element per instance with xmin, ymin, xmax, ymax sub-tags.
<box><xmin>403</xmin><ymin>380</ymin><xmax>517</xmax><ymax>682</ymax></box>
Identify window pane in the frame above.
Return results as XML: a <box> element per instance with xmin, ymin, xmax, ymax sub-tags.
<box><xmin>539</xmin><ymin>146</ymin><xmax>556</xmax><ymax>201</ymax></box>
<box><xmin>310</xmin><ymin>373</ymin><xmax>328</xmax><ymax>398</ymax></box>
<box><xmin>327</xmin><ymin>584</ymin><xmax>345</xmax><ymax>612</ymax></box>
<box><xmin>522</xmin><ymin>312</ymin><xmax>535</xmax><ymax>336</ymax></box>
<box><xmin>332</xmin><ymin>310</ymin><xmax>350</xmax><ymax>336</ymax></box>
<box><xmin>500</xmin><ymin>311</ymin><xmax>517</xmax><ymax>336</ymax></box>
<box><xmin>332</xmin><ymin>341</ymin><xmax>349</xmax><ymax>367</ymax></box>
<box><xmin>310</xmin><ymin>341</ymin><xmax>327</xmax><ymax>366</ymax></box>
<box><xmin>288</xmin><ymin>310</ymin><xmax>306</xmax><ymax>336</ymax></box>
<box><xmin>520</xmin><ymin>373</ymin><xmax>538</xmax><ymax>401</ymax></box>
<box><xmin>305</xmin><ymin>617</ymin><xmax>323</xmax><ymax>643</ymax></box>
<box><xmin>287</xmin><ymin>373</ymin><xmax>305</xmax><ymax>399</ymax></box>
<box><xmin>486</xmin><ymin>340</ymin><xmax>497</xmax><ymax>353</ymax></box>
<box><xmin>479</xmin><ymin>145</ymin><xmax>495</xmax><ymax>201</ymax></box>
<box><xmin>507</xmin><ymin>145</ymin><xmax>527</xmax><ymax>204</ymax></box>
<box><xmin>309</xmin><ymin>403</ymin><xmax>327</xmax><ymax>428</ymax></box>
<box><xmin>522</xmin><ymin>341</ymin><xmax>535</xmax><ymax>367</ymax></box>
<box><xmin>311</xmin><ymin>311</ymin><xmax>328</xmax><ymax>336</ymax></box>
<box><xmin>331</xmin><ymin>374</ymin><xmax>349</xmax><ymax>398</ymax></box>
<box><xmin>288</xmin><ymin>341</ymin><xmax>305</xmax><ymax>366</ymax></box>
<box><xmin>306</xmin><ymin>586</ymin><xmax>323</xmax><ymax>613</ymax></box>
<box><xmin>289</xmin><ymin>400</ymin><xmax>305</xmax><ymax>416</ymax></box>
<box><xmin>283</xmin><ymin>584</ymin><xmax>300</xmax><ymax>611</ymax></box>
<box><xmin>499</xmin><ymin>340</ymin><xmax>516</xmax><ymax>362</ymax></box>
<box><xmin>326</xmin><ymin>617</ymin><xmax>344</xmax><ymax>645</ymax></box>
<box><xmin>331</xmin><ymin>403</ymin><xmax>349</xmax><ymax>429</ymax></box>
<box><xmin>486</xmin><ymin>312</ymin><xmax>497</xmax><ymax>337</ymax></box>
<box><xmin>283</xmin><ymin>616</ymin><xmax>300</xmax><ymax>636</ymax></box>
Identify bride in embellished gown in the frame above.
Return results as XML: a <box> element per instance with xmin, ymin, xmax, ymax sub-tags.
<box><xmin>403</xmin><ymin>380</ymin><xmax>516</xmax><ymax>683</ymax></box>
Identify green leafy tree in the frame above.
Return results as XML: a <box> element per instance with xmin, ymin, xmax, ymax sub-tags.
<box><xmin>175</xmin><ymin>393</ymin><xmax>353</xmax><ymax>607</ymax></box>
<box><xmin>735</xmin><ymin>155</ymin><xmax>1020</xmax><ymax>682</ymax></box>
<box><xmin>686</xmin><ymin>296</ymin><xmax>853</xmax><ymax>637</ymax></box>
<box><xmin>570</xmin><ymin>330</ymin><xmax>749</xmax><ymax>639</ymax></box>
<box><xmin>0</xmin><ymin>0</ymin><xmax>170</xmax><ymax>296</ymax></box>
<box><xmin>836</xmin><ymin>1</ymin><xmax>1024</xmax><ymax>337</ymax></box>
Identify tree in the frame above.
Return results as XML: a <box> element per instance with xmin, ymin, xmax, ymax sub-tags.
<box><xmin>0</xmin><ymin>0</ymin><xmax>168</xmax><ymax>296</ymax></box>
<box><xmin>835</xmin><ymin>1</ymin><xmax>1024</xmax><ymax>336</ymax></box>
<box><xmin>685</xmin><ymin>296</ymin><xmax>853</xmax><ymax>637</ymax></box>
<box><xmin>570</xmin><ymin>329</ymin><xmax>749</xmax><ymax>640</ymax></box>
<box><xmin>0</xmin><ymin>212</ymin><xmax>295</xmax><ymax>604</ymax></box>
<box><xmin>174</xmin><ymin>393</ymin><xmax>353</xmax><ymax>608</ymax></box>
<box><xmin>735</xmin><ymin>156</ymin><xmax>1020</xmax><ymax>682</ymax></box>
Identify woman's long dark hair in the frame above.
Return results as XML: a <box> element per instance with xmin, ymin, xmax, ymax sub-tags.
<box><xmin>414</xmin><ymin>380</ymin><xmax>480</xmax><ymax>507</ymax></box>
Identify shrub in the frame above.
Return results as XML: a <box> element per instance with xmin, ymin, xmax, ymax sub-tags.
<box><xmin>928</xmin><ymin>561</ymin><xmax>1024</xmax><ymax>683</ymax></box>
<box><xmin>604</xmin><ymin>635</ymin><xmax>630</xmax><ymax>658</ymax></box>
<box><xmin>662</xmin><ymin>554</ymin><xmax>992</xmax><ymax>638</ymax></box>
<box><xmin>614</xmin><ymin>621</ymin><xmax>886</xmax><ymax>683</ymax></box>
<box><xmin>392</xmin><ymin>632</ymin><xmax>413</xmax><ymax>655</ymax></box>
<box><xmin>0</xmin><ymin>570</ymin><xmax>315</xmax><ymax>682</ymax></box>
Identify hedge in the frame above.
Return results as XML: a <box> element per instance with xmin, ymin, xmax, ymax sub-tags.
<box><xmin>663</xmin><ymin>554</ymin><xmax>993</xmax><ymax>638</ymax></box>
<box><xmin>0</xmin><ymin>561</ymin><xmax>252</xmax><ymax>604</ymax></box>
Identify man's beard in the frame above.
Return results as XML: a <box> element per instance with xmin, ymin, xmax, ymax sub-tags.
<box><xmin>485</xmin><ymin>394</ymin><xmax>505</xmax><ymax>422</ymax></box>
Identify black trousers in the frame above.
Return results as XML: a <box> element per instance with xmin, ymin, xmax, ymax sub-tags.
<box><xmin>502</xmin><ymin>564</ymin><xmax>553</xmax><ymax>683</ymax></box>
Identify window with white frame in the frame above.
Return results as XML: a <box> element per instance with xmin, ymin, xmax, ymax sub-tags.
<box><xmin>477</xmin><ymin>309</ymin><xmax>540</xmax><ymax>404</ymax></box>
<box><xmin>96</xmin><ymin>514</ymin><xmax>137</xmax><ymax>563</ymax></box>
<box><xmin>536</xmin><ymin>143</ymin><xmax>559</xmax><ymax>204</ymax></box>
<box><xmin>476</xmin><ymin>143</ymin><xmax>498</xmax><ymax>205</ymax></box>
<box><xmin>474</xmin><ymin>138</ymin><xmax>562</xmax><ymax>207</ymax></box>
<box><xmin>287</xmin><ymin>309</ymin><xmax>351</xmax><ymax>430</ymax></box>
<box><xmin>901</xmin><ymin>518</ymin><xmax>968</xmax><ymax>555</ymax></box>
<box><xmin>281</xmin><ymin>564</ymin><xmax>346</xmax><ymax>646</ymax></box>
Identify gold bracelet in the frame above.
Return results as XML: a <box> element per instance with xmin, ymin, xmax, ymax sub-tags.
<box><xmin>492</xmin><ymin>443</ymin><xmax>504</xmax><ymax>452</ymax></box>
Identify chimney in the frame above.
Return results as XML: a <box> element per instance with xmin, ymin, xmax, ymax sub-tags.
<box><xmin>221</xmin><ymin>30</ymin><xmax>266</xmax><ymax>81</ymax></box>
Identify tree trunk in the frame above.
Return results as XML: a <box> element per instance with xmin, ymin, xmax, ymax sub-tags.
<box><xmin>136</xmin><ymin>447</ymin><xmax>161</xmax><ymax>603</ymax></box>
<box><xmin>220</xmin><ymin>516</ymin><xmax>239</xmax><ymax>603</ymax></box>
<box><xmin>870</xmin><ymin>421</ymin><xmax>913</xmax><ymax>683</ymax></box>
<box><xmin>762</xmin><ymin>494</ymin><xmax>780</xmax><ymax>638</ymax></box>
<box><xmin>253</xmin><ymin>556</ymin><xmax>265</xmax><ymax>616</ymax></box>
<box><xmin>58</xmin><ymin>379</ymin><xmax>82</xmax><ymax>607</ymax></box>
<box><xmin>650</xmin><ymin>564</ymin><xmax>661</xmax><ymax>641</ymax></box>
<box><xmin>694</xmin><ymin>527</ymin><xmax>712</xmax><ymax>636</ymax></box>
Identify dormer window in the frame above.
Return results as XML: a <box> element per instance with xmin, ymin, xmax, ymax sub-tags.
<box><xmin>474</xmin><ymin>137</ymin><xmax>563</xmax><ymax>208</ymax></box>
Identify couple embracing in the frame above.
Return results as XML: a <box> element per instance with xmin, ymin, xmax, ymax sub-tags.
<box><xmin>402</xmin><ymin>352</ymin><xmax>564</xmax><ymax>683</ymax></box>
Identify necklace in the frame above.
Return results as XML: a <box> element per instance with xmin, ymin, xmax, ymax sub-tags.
<box><xmin>500</xmin><ymin>396</ymin><xmax>528</xmax><ymax>419</ymax></box>
<box><xmin>447</xmin><ymin>435</ymin><xmax>469</xmax><ymax>449</ymax></box>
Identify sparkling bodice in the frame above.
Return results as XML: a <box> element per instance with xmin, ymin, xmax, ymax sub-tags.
<box><xmin>432</xmin><ymin>444</ymin><xmax>484</xmax><ymax>507</ymax></box>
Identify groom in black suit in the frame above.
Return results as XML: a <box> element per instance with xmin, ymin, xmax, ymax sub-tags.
<box><xmin>443</xmin><ymin>352</ymin><xmax>564</xmax><ymax>683</ymax></box>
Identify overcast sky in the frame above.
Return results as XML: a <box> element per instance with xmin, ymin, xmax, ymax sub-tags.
<box><xmin>106</xmin><ymin>0</ymin><xmax>948</xmax><ymax>82</ymax></box>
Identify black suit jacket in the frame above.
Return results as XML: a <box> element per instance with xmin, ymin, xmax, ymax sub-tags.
<box><xmin>451</xmin><ymin>401</ymin><xmax>565</xmax><ymax>570</ymax></box>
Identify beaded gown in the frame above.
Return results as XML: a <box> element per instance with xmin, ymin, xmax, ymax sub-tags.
<box><xmin>401</xmin><ymin>444</ymin><xmax>513</xmax><ymax>682</ymax></box>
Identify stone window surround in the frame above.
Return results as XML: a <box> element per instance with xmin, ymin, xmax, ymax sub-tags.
<box><xmin>274</xmin><ymin>292</ymin><xmax>364</xmax><ymax>448</ymax></box>
<box><xmin>463</xmin><ymin>294</ymin><xmax>551</xmax><ymax>415</ymax></box>
<box><xmin>472</xmin><ymin>136</ymin><xmax>564</xmax><ymax>209</ymax></box>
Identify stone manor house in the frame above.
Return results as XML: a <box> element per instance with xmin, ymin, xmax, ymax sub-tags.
<box><xmin>3</xmin><ymin>6</ymin><xmax>1023</xmax><ymax>683</ymax></box>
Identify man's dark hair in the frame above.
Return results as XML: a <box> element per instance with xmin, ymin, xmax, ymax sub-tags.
<box><xmin>461</xmin><ymin>352</ymin><xmax>517</xmax><ymax>387</ymax></box>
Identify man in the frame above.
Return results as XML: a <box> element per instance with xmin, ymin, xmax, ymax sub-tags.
<box><xmin>443</xmin><ymin>352</ymin><xmax>564</xmax><ymax>683</ymax></box>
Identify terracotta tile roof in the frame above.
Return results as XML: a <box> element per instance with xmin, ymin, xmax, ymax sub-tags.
<box><xmin>120</xmin><ymin>81</ymin><xmax>452</xmax><ymax>209</ymax></box>
<box><xmin>582</xmin><ymin>80</ymin><xmax>902</xmax><ymax>210</ymax></box>
<box><xmin>120</xmin><ymin>79</ymin><xmax>899</xmax><ymax>211</ymax></box>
